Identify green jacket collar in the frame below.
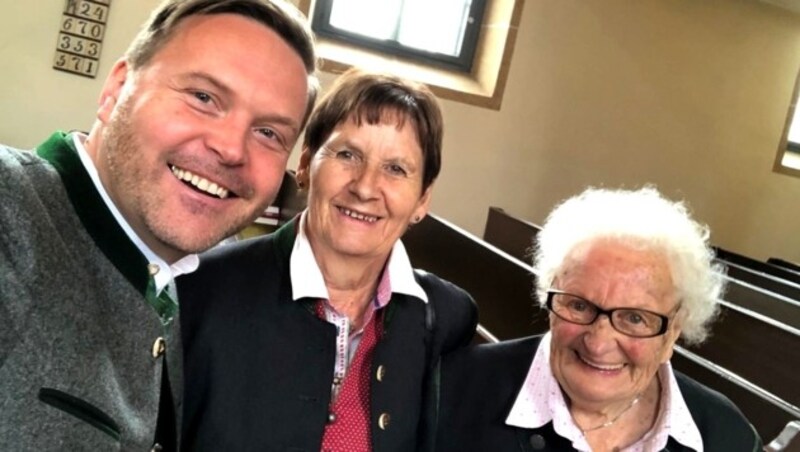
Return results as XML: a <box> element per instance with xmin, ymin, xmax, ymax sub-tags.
<box><xmin>272</xmin><ymin>216</ymin><xmax>299</xmax><ymax>262</ymax></box>
<box><xmin>35</xmin><ymin>131</ymin><xmax>149</xmax><ymax>295</ymax></box>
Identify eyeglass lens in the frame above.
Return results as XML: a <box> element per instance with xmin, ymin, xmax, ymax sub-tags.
<box><xmin>549</xmin><ymin>292</ymin><xmax>666</xmax><ymax>337</ymax></box>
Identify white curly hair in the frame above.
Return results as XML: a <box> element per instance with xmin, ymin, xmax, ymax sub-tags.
<box><xmin>532</xmin><ymin>186</ymin><xmax>725</xmax><ymax>345</ymax></box>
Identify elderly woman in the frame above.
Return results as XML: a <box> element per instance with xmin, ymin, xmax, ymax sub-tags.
<box><xmin>178</xmin><ymin>69</ymin><xmax>477</xmax><ymax>451</ymax></box>
<box><xmin>436</xmin><ymin>187</ymin><xmax>761</xmax><ymax>452</ymax></box>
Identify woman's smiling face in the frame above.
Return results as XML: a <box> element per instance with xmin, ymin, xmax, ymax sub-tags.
<box><xmin>549</xmin><ymin>239</ymin><xmax>683</xmax><ymax>409</ymax></box>
<box><xmin>300</xmin><ymin>113</ymin><xmax>431</xmax><ymax>264</ymax></box>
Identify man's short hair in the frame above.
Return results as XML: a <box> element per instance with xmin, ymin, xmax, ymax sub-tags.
<box><xmin>125</xmin><ymin>0</ymin><xmax>319</xmax><ymax>127</ymax></box>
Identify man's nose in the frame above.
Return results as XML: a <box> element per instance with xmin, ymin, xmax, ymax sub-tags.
<box><xmin>207</xmin><ymin>117</ymin><xmax>248</xmax><ymax>165</ymax></box>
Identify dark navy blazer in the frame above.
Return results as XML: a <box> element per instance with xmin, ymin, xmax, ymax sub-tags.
<box><xmin>435</xmin><ymin>335</ymin><xmax>762</xmax><ymax>452</ymax></box>
<box><xmin>178</xmin><ymin>220</ymin><xmax>477</xmax><ymax>452</ymax></box>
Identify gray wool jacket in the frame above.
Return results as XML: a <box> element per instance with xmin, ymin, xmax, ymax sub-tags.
<box><xmin>0</xmin><ymin>132</ymin><xmax>181</xmax><ymax>451</ymax></box>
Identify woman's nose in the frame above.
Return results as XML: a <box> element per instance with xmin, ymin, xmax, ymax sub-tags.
<box><xmin>582</xmin><ymin>314</ymin><xmax>619</xmax><ymax>354</ymax></box>
<box><xmin>349</xmin><ymin>166</ymin><xmax>379</xmax><ymax>200</ymax></box>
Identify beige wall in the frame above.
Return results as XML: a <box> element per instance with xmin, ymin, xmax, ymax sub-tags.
<box><xmin>2</xmin><ymin>0</ymin><xmax>799</xmax><ymax>261</ymax></box>
<box><xmin>0</xmin><ymin>0</ymin><xmax>162</xmax><ymax>148</ymax></box>
<box><xmin>428</xmin><ymin>0</ymin><xmax>800</xmax><ymax>262</ymax></box>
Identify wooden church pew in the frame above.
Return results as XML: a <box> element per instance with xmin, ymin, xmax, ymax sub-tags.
<box><xmin>723</xmin><ymin>277</ymin><xmax>800</xmax><ymax>330</ymax></box>
<box><xmin>724</xmin><ymin>260</ymin><xmax>800</xmax><ymax>305</ymax></box>
<box><xmin>482</xmin><ymin>206</ymin><xmax>541</xmax><ymax>264</ymax></box>
<box><xmin>716</xmin><ymin>247</ymin><xmax>800</xmax><ymax>287</ymax></box>
<box><xmin>769</xmin><ymin>257</ymin><xmax>800</xmax><ymax>275</ymax></box>
<box><xmin>682</xmin><ymin>300</ymin><xmax>800</xmax><ymax>407</ymax></box>
<box><xmin>405</xmin><ymin>213</ymin><xmax>546</xmax><ymax>339</ymax></box>
<box><xmin>670</xmin><ymin>347</ymin><xmax>800</xmax><ymax>445</ymax></box>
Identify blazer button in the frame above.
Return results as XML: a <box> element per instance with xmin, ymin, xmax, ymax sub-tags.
<box><xmin>376</xmin><ymin>365</ymin><xmax>386</xmax><ymax>382</ymax></box>
<box><xmin>529</xmin><ymin>433</ymin><xmax>546</xmax><ymax>450</ymax></box>
<box><xmin>151</xmin><ymin>337</ymin><xmax>166</xmax><ymax>359</ymax></box>
<box><xmin>151</xmin><ymin>443</ymin><xmax>163</xmax><ymax>452</ymax></box>
<box><xmin>378</xmin><ymin>412</ymin><xmax>390</xmax><ymax>430</ymax></box>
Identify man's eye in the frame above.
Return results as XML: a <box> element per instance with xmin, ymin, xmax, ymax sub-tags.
<box><xmin>258</xmin><ymin>128</ymin><xmax>277</xmax><ymax>140</ymax></box>
<box><xmin>193</xmin><ymin>91</ymin><xmax>212</xmax><ymax>103</ymax></box>
<box><xmin>336</xmin><ymin>150</ymin><xmax>354</xmax><ymax>159</ymax></box>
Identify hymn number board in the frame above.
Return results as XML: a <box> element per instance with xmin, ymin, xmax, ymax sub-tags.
<box><xmin>53</xmin><ymin>0</ymin><xmax>111</xmax><ymax>78</ymax></box>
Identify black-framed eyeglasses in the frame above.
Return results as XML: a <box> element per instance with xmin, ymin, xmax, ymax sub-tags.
<box><xmin>545</xmin><ymin>289</ymin><xmax>676</xmax><ymax>338</ymax></box>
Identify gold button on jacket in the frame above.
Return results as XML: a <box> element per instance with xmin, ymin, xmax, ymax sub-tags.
<box><xmin>378</xmin><ymin>413</ymin><xmax>390</xmax><ymax>430</ymax></box>
<box><xmin>151</xmin><ymin>337</ymin><xmax>166</xmax><ymax>359</ymax></box>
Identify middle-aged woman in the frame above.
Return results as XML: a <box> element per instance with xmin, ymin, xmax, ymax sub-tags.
<box><xmin>436</xmin><ymin>187</ymin><xmax>761</xmax><ymax>452</ymax></box>
<box><xmin>178</xmin><ymin>68</ymin><xmax>477</xmax><ymax>452</ymax></box>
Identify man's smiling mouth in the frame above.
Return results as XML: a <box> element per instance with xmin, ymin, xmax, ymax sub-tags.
<box><xmin>170</xmin><ymin>165</ymin><xmax>230</xmax><ymax>199</ymax></box>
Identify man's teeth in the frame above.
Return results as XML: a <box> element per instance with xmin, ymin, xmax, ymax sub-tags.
<box><xmin>340</xmin><ymin>207</ymin><xmax>378</xmax><ymax>223</ymax></box>
<box><xmin>170</xmin><ymin>165</ymin><xmax>229</xmax><ymax>199</ymax></box>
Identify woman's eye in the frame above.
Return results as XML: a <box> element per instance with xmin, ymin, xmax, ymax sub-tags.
<box><xmin>336</xmin><ymin>150</ymin><xmax>354</xmax><ymax>160</ymax></box>
<box><xmin>568</xmin><ymin>299</ymin><xmax>589</xmax><ymax>312</ymax></box>
<box><xmin>623</xmin><ymin>312</ymin><xmax>645</xmax><ymax>324</ymax></box>
<box><xmin>387</xmin><ymin>164</ymin><xmax>407</xmax><ymax>176</ymax></box>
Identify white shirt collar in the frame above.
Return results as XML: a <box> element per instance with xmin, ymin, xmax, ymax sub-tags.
<box><xmin>72</xmin><ymin>133</ymin><xmax>199</xmax><ymax>294</ymax></box>
<box><xmin>652</xmin><ymin>359</ymin><xmax>705</xmax><ymax>451</ymax></box>
<box><xmin>289</xmin><ymin>209</ymin><xmax>428</xmax><ymax>303</ymax></box>
<box><xmin>506</xmin><ymin>332</ymin><xmax>704</xmax><ymax>452</ymax></box>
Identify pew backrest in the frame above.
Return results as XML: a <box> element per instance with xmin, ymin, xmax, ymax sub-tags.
<box><xmin>722</xmin><ymin>260</ymin><xmax>800</xmax><ymax>305</ymax></box>
<box><xmin>768</xmin><ymin>257</ymin><xmax>800</xmax><ymax>277</ymax></box>
<box><xmin>482</xmin><ymin>206</ymin><xmax>541</xmax><ymax>264</ymax></box>
<box><xmin>715</xmin><ymin>247</ymin><xmax>800</xmax><ymax>287</ymax></box>
<box><xmin>405</xmin><ymin>214</ymin><xmax>547</xmax><ymax>338</ymax></box>
<box><xmin>722</xmin><ymin>275</ymin><xmax>800</xmax><ymax>330</ymax></box>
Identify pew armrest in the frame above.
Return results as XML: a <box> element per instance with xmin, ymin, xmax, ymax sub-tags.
<box><xmin>765</xmin><ymin>420</ymin><xmax>800</xmax><ymax>451</ymax></box>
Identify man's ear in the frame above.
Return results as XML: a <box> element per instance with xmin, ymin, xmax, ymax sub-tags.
<box><xmin>295</xmin><ymin>148</ymin><xmax>312</xmax><ymax>188</ymax></box>
<box><xmin>97</xmin><ymin>59</ymin><xmax>129</xmax><ymax>123</ymax></box>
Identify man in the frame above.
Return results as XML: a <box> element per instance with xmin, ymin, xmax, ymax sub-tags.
<box><xmin>0</xmin><ymin>1</ymin><xmax>317</xmax><ymax>450</ymax></box>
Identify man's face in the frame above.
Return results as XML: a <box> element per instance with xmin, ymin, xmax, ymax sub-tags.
<box><xmin>92</xmin><ymin>13</ymin><xmax>309</xmax><ymax>262</ymax></box>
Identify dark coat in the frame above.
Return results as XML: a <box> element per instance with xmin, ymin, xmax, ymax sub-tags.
<box><xmin>435</xmin><ymin>335</ymin><xmax>762</xmax><ymax>452</ymax></box>
<box><xmin>177</xmin><ymin>220</ymin><xmax>478</xmax><ymax>452</ymax></box>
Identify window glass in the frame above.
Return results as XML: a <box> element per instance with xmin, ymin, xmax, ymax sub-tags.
<box><xmin>314</xmin><ymin>0</ymin><xmax>484</xmax><ymax>72</ymax></box>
